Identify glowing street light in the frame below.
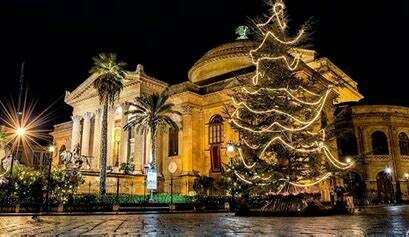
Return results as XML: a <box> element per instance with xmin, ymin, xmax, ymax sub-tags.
<box><xmin>48</xmin><ymin>145</ymin><xmax>56</xmax><ymax>153</ymax></box>
<box><xmin>404</xmin><ymin>173</ymin><xmax>409</xmax><ymax>179</ymax></box>
<box><xmin>16</xmin><ymin>127</ymin><xmax>26</xmax><ymax>137</ymax></box>
<box><xmin>345</xmin><ymin>157</ymin><xmax>352</xmax><ymax>163</ymax></box>
<box><xmin>227</xmin><ymin>142</ymin><xmax>235</xmax><ymax>152</ymax></box>
<box><xmin>385</xmin><ymin>167</ymin><xmax>392</xmax><ymax>174</ymax></box>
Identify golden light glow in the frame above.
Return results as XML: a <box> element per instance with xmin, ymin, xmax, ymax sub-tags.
<box><xmin>229</xmin><ymin>1</ymin><xmax>353</xmax><ymax>190</ymax></box>
<box><xmin>16</xmin><ymin>127</ymin><xmax>26</xmax><ymax>137</ymax></box>
<box><xmin>249</xmin><ymin>1</ymin><xmax>305</xmax><ymax>84</ymax></box>
<box><xmin>48</xmin><ymin>145</ymin><xmax>56</xmax><ymax>153</ymax></box>
<box><xmin>0</xmin><ymin>92</ymin><xmax>56</xmax><ymax>162</ymax></box>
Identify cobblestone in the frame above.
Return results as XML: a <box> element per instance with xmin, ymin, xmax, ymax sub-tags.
<box><xmin>1</xmin><ymin>205</ymin><xmax>409</xmax><ymax>236</ymax></box>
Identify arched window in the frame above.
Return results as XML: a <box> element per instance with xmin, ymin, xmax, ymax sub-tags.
<box><xmin>372</xmin><ymin>131</ymin><xmax>389</xmax><ymax>155</ymax></box>
<box><xmin>338</xmin><ymin>132</ymin><xmax>358</xmax><ymax>156</ymax></box>
<box><xmin>168</xmin><ymin>127</ymin><xmax>179</xmax><ymax>156</ymax></box>
<box><xmin>399</xmin><ymin>132</ymin><xmax>409</xmax><ymax>156</ymax></box>
<box><xmin>209</xmin><ymin>115</ymin><xmax>224</xmax><ymax>172</ymax></box>
<box><xmin>209</xmin><ymin>115</ymin><xmax>224</xmax><ymax>144</ymax></box>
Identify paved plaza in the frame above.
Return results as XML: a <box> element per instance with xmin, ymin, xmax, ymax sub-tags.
<box><xmin>0</xmin><ymin>205</ymin><xmax>409</xmax><ymax>236</ymax></box>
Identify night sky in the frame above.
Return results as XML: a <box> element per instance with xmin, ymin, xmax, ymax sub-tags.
<box><xmin>1</xmin><ymin>0</ymin><xmax>408</xmax><ymax>126</ymax></box>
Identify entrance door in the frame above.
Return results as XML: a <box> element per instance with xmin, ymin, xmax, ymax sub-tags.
<box><xmin>376</xmin><ymin>171</ymin><xmax>394</xmax><ymax>203</ymax></box>
<box><xmin>343</xmin><ymin>172</ymin><xmax>365</xmax><ymax>205</ymax></box>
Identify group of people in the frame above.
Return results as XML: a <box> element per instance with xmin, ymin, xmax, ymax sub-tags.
<box><xmin>330</xmin><ymin>185</ymin><xmax>357</xmax><ymax>212</ymax></box>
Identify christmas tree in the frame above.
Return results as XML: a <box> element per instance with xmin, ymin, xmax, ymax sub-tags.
<box><xmin>224</xmin><ymin>0</ymin><xmax>353</xmax><ymax>199</ymax></box>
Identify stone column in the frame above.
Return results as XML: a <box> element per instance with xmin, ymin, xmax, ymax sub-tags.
<box><xmin>181</xmin><ymin>104</ymin><xmax>194</xmax><ymax>174</ymax></box>
<box><xmin>133</xmin><ymin>132</ymin><xmax>144</xmax><ymax>174</ymax></box>
<box><xmin>389</xmin><ymin>126</ymin><xmax>402</xmax><ymax>201</ymax></box>
<box><xmin>120</xmin><ymin>103</ymin><xmax>130</xmax><ymax>164</ymax></box>
<box><xmin>92</xmin><ymin>109</ymin><xmax>102</xmax><ymax>169</ymax></box>
<box><xmin>81</xmin><ymin>112</ymin><xmax>93</xmax><ymax>156</ymax></box>
<box><xmin>71</xmin><ymin>115</ymin><xmax>82</xmax><ymax>151</ymax></box>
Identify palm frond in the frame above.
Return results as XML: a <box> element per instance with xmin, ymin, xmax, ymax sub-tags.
<box><xmin>90</xmin><ymin>53</ymin><xmax>127</xmax><ymax>105</ymax></box>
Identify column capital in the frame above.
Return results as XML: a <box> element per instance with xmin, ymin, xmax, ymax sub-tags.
<box><xmin>83</xmin><ymin>112</ymin><xmax>93</xmax><ymax>121</ymax></box>
<box><xmin>181</xmin><ymin>104</ymin><xmax>195</xmax><ymax>115</ymax></box>
<box><xmin>71</xmin><ymin>115</ymin><xmax>82</xmax><ymax>123</ymax></box>
<box><xmin>95</xmin><ymin>108</ymin><xmax>102</xmax><ymax>117</ymax></box>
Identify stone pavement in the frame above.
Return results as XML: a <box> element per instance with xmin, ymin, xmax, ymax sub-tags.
<box><xmin>1</xmin><ymin>205</ymin><xmax>409</xmax><ymax>236</ymax></box>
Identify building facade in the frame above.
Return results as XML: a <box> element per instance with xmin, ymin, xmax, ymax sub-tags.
<box><xmin>336</xmin><ymin>105</ymin><xmax>409</xmax><ymax>202</ymax></box>
<box><xmin>51</xmin><ymin>39</ymin><xmax>365</xmax><ymax>197</ymax></box>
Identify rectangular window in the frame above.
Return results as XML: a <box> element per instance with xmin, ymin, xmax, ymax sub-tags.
<box><xmin>168</xmin><ymin>128</ymin><xmax>179</xmax><ymax>156</ymax></box>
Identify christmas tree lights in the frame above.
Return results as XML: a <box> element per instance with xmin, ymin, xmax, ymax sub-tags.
<box><xmin>225</xmin><ymin>0</ymin><xmax>352</xmax><ymax>195</ymax></box>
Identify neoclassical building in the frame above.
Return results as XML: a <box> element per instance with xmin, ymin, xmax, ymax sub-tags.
<box><xmin>52</xmin><ymin>39</ymin><xmax>367</xmax><ymax>198</ymax></box>
<box><xmin>335</xmin><ymin>105</ymin><xmax>409</xmax><ymax>202</ymax></box>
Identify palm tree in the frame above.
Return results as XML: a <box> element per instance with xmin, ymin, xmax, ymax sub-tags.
<box><xmin>90</xmin><ymin>53</ymin><xmax>126</xmax><ymax>195</ymax></box>
<box><xmin>124</xmin><ymin>91</ymin><xmax>181</xmax><ymax>170</ymax></box>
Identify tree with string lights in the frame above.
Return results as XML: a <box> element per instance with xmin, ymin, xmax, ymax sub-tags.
<box><xmin>223</xmin><ymin>0</ymin><xmax>353</xmax><ymax>209</ymax></box>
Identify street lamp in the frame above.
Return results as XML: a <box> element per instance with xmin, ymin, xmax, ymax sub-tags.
<box><xmin>168</xmin><ymin>161</ymin><xmax>177</xmax><ymax>211</ymax></box>
<box><xmin>45</xmin><ymin>144</ymin><xmax>55</xmax><ymax>212</ymax></box>
<box><xmin>404</xmin><ymin>173</ymin><xmax>409</xmax><ymax>197</ymax></box>
<box><xmin>9</xmin><ymin>127</ymin><xmax>26</xmax><ymax>183</ymax></box>
<box><xmin>16</xmin><ymin>127</ymin><xmax>26</xmax><ymax>137</ymax></box>
<box><xmin>227</xmin><ymin>142</ymin><xmax>235</xmax><ymax>153</ymax></box>
<box><xmin>225</xmin><ymin>140</ymin><xmax>236</xmax><ymax>211</ymax></box>
<box><xmin>385</xmin><ymin>166</ymin><xmax>392</xmax><ymax>175</ymax></box>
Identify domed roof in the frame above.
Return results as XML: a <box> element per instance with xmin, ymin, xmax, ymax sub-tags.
<box><xmin>188</xmin><ymin>40</ymin><xmax>258</xmax><ymax>84</ymax></box>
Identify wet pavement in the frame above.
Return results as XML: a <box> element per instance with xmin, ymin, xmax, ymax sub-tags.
<box><xmin>1</xmin><ymin>205</ymin><xmax>409</xmax><ymax>236</ymax></box>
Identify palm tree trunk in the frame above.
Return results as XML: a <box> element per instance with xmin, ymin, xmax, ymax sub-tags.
<box><xmin>150</xmin><ymin>127</ymin><xmax>157</xmax><ymax>169</ymax></box>
<box><xmin>100</xmin><ymin>98</ymin><xmax>109</xmax><ymax>195</ymax></box>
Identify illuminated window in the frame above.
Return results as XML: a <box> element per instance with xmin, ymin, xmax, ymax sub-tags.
<box><xmin>209</xmin><ymin>115</ymin><xmax>224</xmax><ymax>144</ymax></box>
<box><xmin>209</xmin><ymin>115</ymin><xmax>223</xmax><ymax>172</ymax></box>
<box><xmin>372</xmin><ymin>131</ymin><xmax>389</xmax><ymax>155</ymax></box>
<box><xmin>338</xmin><ymin>132</ymin><xmax>358</xmax><ymax>156</ymax></box>
<box><xmin>168</xmin><ymin>127</ymin><xmax>179</xmax><ymax>156</ymax></box>
<box><xmin>399</xmin><ymin>132</ymin><xmax>409</xmax><ymax>156</ymax></box>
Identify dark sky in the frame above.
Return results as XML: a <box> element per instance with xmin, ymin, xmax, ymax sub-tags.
<box><xmin>1</xmin><ymin>0</ymin><xmax>408</xmax><ymax>126</ymax></box>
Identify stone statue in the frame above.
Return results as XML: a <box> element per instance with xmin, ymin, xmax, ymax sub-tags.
<box><xmin>235</xmin><ymin>25</ymin><xmax>249</xmax><ymax>40</ymax></box>
<box><xmin>59</xmin><ymin>143</ymin><xmax>91</xmax><ymax>170</ymax></box>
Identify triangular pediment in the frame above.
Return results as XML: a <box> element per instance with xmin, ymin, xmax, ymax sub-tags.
<box><xmin>64</xmin><ymin>67</ymin><xmax>169</xmax><ymax>106</ymax></box>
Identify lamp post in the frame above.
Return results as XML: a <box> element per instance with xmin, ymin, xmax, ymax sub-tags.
<box><xmin>45</xmin><ymin>144</ymin><xmax>55</xmax><ymax>212</ymax></box>
<box><xmin>404</xmin><ymin>173</ymin><xmax>409</xmax><ymax>198</ymax></box>
<box><xmin>168</xmin><ymin>161</ymin><xmax>177</xmax><ymax>210</ymax></box>
<box><xmin>226</xmin><ymin>140</ymin><xmax>236</xmax><ymax>210</ymax></box>
<box><xmin>143</xmin><ymin>164</ymin><xmax>149</xmax><ymax>202</ymax></box>
<box><xmin>9</xmin><ymin>127</ymin><xmax>25</xmax><ymax>186</ymax></box>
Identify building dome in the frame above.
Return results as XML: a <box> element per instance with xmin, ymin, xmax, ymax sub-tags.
<box><xmin>188</xmin><ymin>40</ymin><xmax>258</xmax><ymax>85</ymax></box>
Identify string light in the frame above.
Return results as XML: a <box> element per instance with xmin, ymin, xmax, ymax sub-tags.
<box><xmin>228</xmin><ymin>1</ymin><xmax>352</xmax><ymax>191</ymax></box>
<box><xmin>256</xmin><ymin>2</ymin><xmax>287</xmax><ymax>30</ymax></box>
<box><xmin>234</xmin><ymin>171</ymin><xmax>254</xmax><ymax>184</ymax></box>
<box><xmin>288</xmin><ymin>173</ymin><xmax>332</xmax><ymax>187</ymax></box>
<box><xmin>237</xmin><ymin>148</ymin><xmax>257</xmax><ymax>169</ymax></box>
<box><xmin>242</xmin><ymin>87</ymin><xmax>322</xmax><ymax>105</ymax></box>
<box><xmin>230</xmin><ymin>89</ymin><xmax>331</xmax><ymax>133</ymax></box>
<box><xmin>249</xmin><ymin>1</ymin><xmax>305</xmax><ymax>85</ymax></box>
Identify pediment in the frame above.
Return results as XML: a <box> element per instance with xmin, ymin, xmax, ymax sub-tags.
<box><xmin>64</xmin><ymin>67</ymin><xmax>168</xmax><ymax>106</ymax></box>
